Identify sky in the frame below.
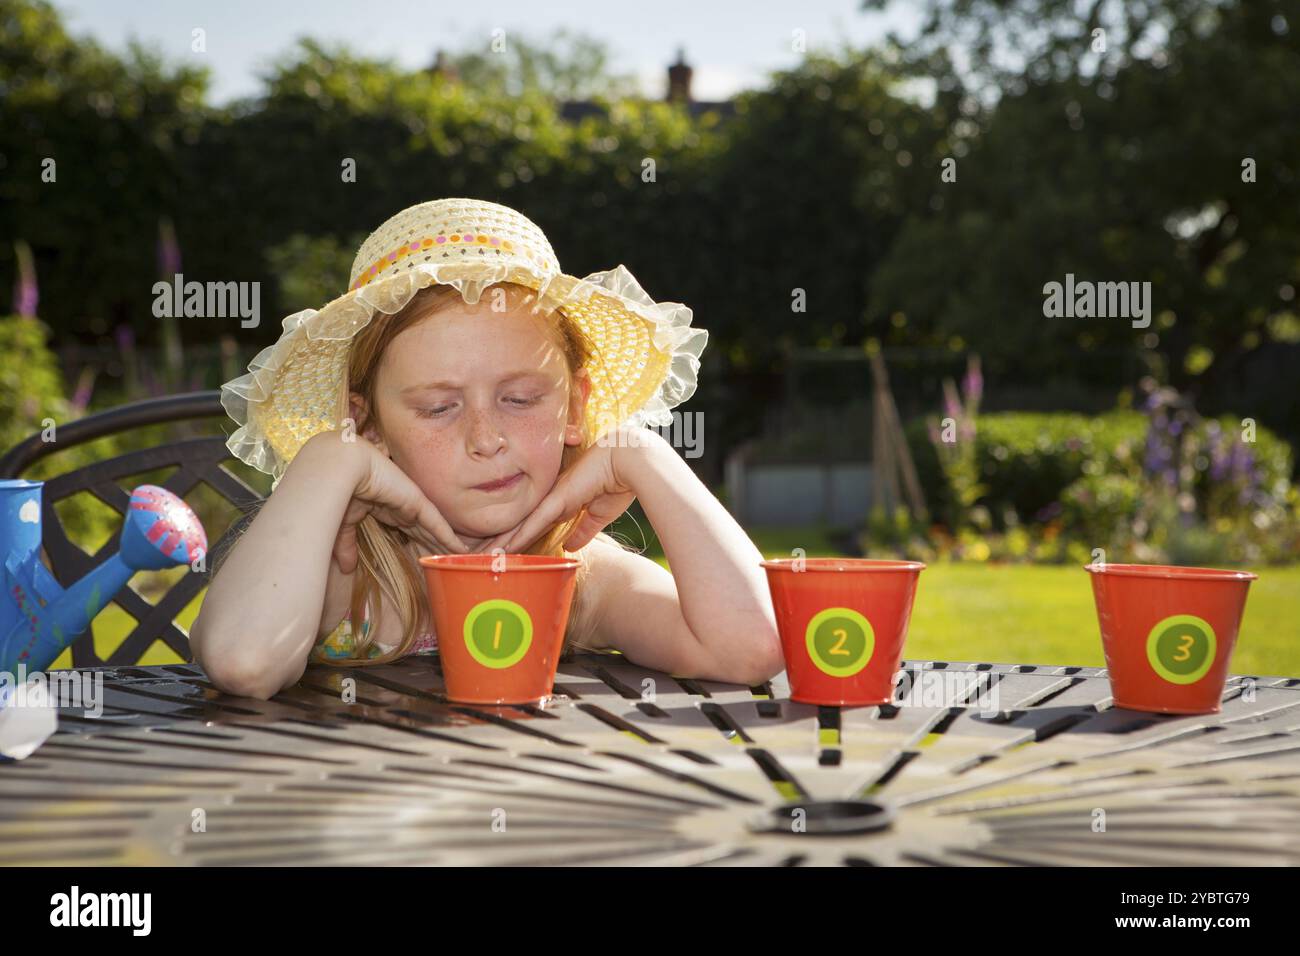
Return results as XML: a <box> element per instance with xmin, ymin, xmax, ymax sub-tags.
<box><xmin>53</xmin><ymin>0</ymin><xmax>921</xmax><ymax>103</ymax></box>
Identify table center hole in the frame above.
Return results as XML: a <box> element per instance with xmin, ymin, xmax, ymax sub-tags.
<box><xmin>750</xmin><ymin>799</ymin><xmax>895</xmax><ymax>836</ymax></box>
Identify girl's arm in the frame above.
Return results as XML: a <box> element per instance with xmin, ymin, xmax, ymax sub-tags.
<box><xmin>191</xmin><ymin>431</ymin><xmax>467</xmax><ymax>699</ymax></box>
<box><xmin>190</xmin><ymin>433</ymin><xmax>366</xmax><ymax>700</ymax></box>
<box><xmin>587</xmin><ymin>433</ymin><xmax>784</xmax><ymax>686</ymax></box>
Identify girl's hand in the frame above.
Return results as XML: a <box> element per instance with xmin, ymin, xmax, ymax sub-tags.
<box><xmin>333</xmin><ymin>438</ymin><xmax>470</xmax><ymax>573</ymax></box>
<box><xmin>480</xmin><ymin>428</ymin><xmax>652</xmax><ymax>554</ymax></box>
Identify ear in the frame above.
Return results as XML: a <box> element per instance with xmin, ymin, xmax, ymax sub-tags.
<box><xmin>564</xmin><ymin>369</ymin><xmax>592</xmax><ymax>447</ymax></box>
<box><xmin>348</xmin><ymin>391</ymin><xmax>389</xmax><ymax>455</ymax></box>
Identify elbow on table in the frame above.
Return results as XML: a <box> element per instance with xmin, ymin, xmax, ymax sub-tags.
<box><xmin>196</xmin><ymin>648</ymin><xmax>281</xmax><ymax>701</ymax></box>
<box><xmin>190</xmin><ymin>616</ymin><xmax>287</xmax><ymax>701</ymax></box>
<box><xmin>732</xmin><ymin>626</ymin><xmax>786</xmax><ymax>687</ymax></box>
<box><xmin>748</xmin><ymin>644</ymin><xmax>786</xmax><ymax>686</ymax></box>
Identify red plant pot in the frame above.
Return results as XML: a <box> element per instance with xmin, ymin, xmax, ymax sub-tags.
<box><xmin>1084</xmin><ymin>563</ymin><xmax>1257</xmax><ymax>715</ymax></box>
<box><xmin>419</xmin><ymin>554</ymin><xmax>580</xmax><ymax>704</ymax></box>
<box><xmin>760</xmin><ymin>558</ymin><xmax>925</xmax><ymax>706</ymax></box>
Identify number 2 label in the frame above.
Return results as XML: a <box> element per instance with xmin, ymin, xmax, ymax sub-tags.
<box><xmin>805</xmin><ymin>608</ymin><xmax>875</xmax><ymax>677</ymax></box>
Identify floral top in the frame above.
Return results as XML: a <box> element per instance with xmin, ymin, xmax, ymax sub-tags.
<box><xmin>311</xmin><ymin>598</ymin><xmax>439</xmax><ymax>662</ymax></box>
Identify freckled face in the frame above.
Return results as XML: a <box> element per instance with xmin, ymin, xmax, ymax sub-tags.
<box><xmin>367</xmin><ymin>300</ymin><xmax>583</xmax><ymax>539</ymax></box>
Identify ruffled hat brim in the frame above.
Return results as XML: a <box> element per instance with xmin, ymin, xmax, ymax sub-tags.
<box><xmin>221</xmin><ymin>259</ymin><xmax>707</xmax><ymax>482</ymax></box>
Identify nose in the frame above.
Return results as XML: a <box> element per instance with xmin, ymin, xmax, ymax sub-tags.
<box><xmin>464</xmin><ymin>404</ymin><xmax>507</xmax><ymax>458</ymax></box>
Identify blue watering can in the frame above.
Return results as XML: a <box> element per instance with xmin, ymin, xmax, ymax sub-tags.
<box><xmin>0</xmin><ymin>480</ymin><xmax>208</xmax><ymax>678</ymax></box>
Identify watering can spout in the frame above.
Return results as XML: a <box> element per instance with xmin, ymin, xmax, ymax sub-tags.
<box><xmin>1</xmin><ymin>482</ymin><xmax>207</xmax><ymax>675</ymax></box>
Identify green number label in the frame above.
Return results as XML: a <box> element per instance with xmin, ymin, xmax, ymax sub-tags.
<box><xmin>1145</xmin><ymin>613</ymin><xmax>1217</xmax><ymax>685</ymax></box>
<box><xmin>463</xmin><ymin>599</ymin><xmax>533</xmax><ymax>669</ymax></box>
<box><xmin>805</xmin><ymin>607</ymin><xmax>874</xmax><ymax>677</ymax></box>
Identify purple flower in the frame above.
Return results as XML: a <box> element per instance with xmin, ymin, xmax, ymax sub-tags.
<box><xmin>70</xmin><ymin>367</ymin><xmax>96</xmax><ymax>414</ymax></box>
<box><xmin>942</xmin><ymin>379</ymin><xmax>962</xmax><ymax>422</ymax></box>
<box><xmin>11</xmin><ymin>240</ymin><xmax>38</xmax><ymax>318</ymax></box>
<box><xmin>1226</xmin><ymin>439</ymin><xmax>1248</xmax><ymax>481</ymax></box>
<box><xmin>962</xmin><ymin>355</ymin><xmax>983</xmax><ymax>407</ymax></box>
<box><xmin>13</xmin><ymin>277</ymin><xmax>37</xmax><ymax>318</ymax></box>
<box><xmin>1239</xmin><ymin>446</ymin><xmax>1260</xmax><ymax>493</ymax></box>
<box><xmin>1143</xmin><ymin>426</ymin><xmax>1168</xmax><ymax>475</ymax></box>
<box><xmin>157</xmin><ymin>217</ymin><xmax>182</xmax><ymax>278</ymax></box>
<box><xmin>1209</xmin><ymin>438</ymin><xmax>1229</xmax><ymax>482</ymax></box>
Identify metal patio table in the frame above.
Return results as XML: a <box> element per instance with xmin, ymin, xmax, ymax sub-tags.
<box><xmin>3</xmin><ymin>654</ymin><xmax>1299</xmax><ymax>866</ymax></box>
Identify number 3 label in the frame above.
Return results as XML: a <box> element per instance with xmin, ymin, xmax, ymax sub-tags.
<box><xmin>464</xmin><ymin>599</ymin><xmax>533</xmax><ymax>669</ymax></box>
<box><xmin>1146</xmin><ymin>613</ymin><xmax>1217</xmax><ymax>685</ymax></box>
<box><xmin>805</xmin><ymin>607</ymin><xmax>875</xmax><ymax>677</ymax></box>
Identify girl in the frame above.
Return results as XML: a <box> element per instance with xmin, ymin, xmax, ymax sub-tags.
<box><xmin>191</xmin><ymin>198</ymin><xmax>783</xmax><ymax>700</ymax></box>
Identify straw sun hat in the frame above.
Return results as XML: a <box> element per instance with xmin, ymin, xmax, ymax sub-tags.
<box><xmin>221</xmin><ymin>198</ymin><xmax>708</xmax><ymax>483</ymax></box>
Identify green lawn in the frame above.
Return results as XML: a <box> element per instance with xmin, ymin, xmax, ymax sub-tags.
<box><xmin>64</xmin><ymin>522</ymin><xmax>1300</xmax><ymax>678</ymax></box>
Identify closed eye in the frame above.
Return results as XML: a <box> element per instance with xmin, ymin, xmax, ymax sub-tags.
<box><xmin>416</xmin><ymin>396</ymin><xmax>539</xmax><ymax>419</ymax></box>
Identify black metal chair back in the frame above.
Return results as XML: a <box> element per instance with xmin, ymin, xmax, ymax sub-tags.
<box><xmin>0</xmin><ymin>391</ymin><xmax>266</xmax><ymax>668</ymax></box>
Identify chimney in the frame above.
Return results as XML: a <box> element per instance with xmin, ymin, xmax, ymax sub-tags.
<box><xmin>428</xmin><ymin>49</ymin><xmax>459</xmax><ymax>84</ymax></box>
<box><xmin>666</xmin><ymin>47</ymin><xmax>692</xmax><ymax>103</ymax></box>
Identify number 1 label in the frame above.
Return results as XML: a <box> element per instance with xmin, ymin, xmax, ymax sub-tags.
<box><xmin>463</xmin><ymin>599</ymin><xmax>533</xmax><ymax>669</ymax></box>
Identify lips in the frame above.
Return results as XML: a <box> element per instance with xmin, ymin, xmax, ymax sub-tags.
<box><xmin>473</xmin><ymin>471</ymin><xmax>523</xmax><ymax>492</ymax></box>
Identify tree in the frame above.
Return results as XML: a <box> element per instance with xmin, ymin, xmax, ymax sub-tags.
<box><xmin>0</xmin><ymin>0</ymin><xmax>209</xmax><ymax>339</ymax></box>
<box><xmin>863</xmin><ymin>0</ymin><xmax>1300</xmax><ymax>440</ymax></box>
<box><xmin>444</xmin><ymin>28</ymin><xmax>640</xmax><ymax>101</ymax></box>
